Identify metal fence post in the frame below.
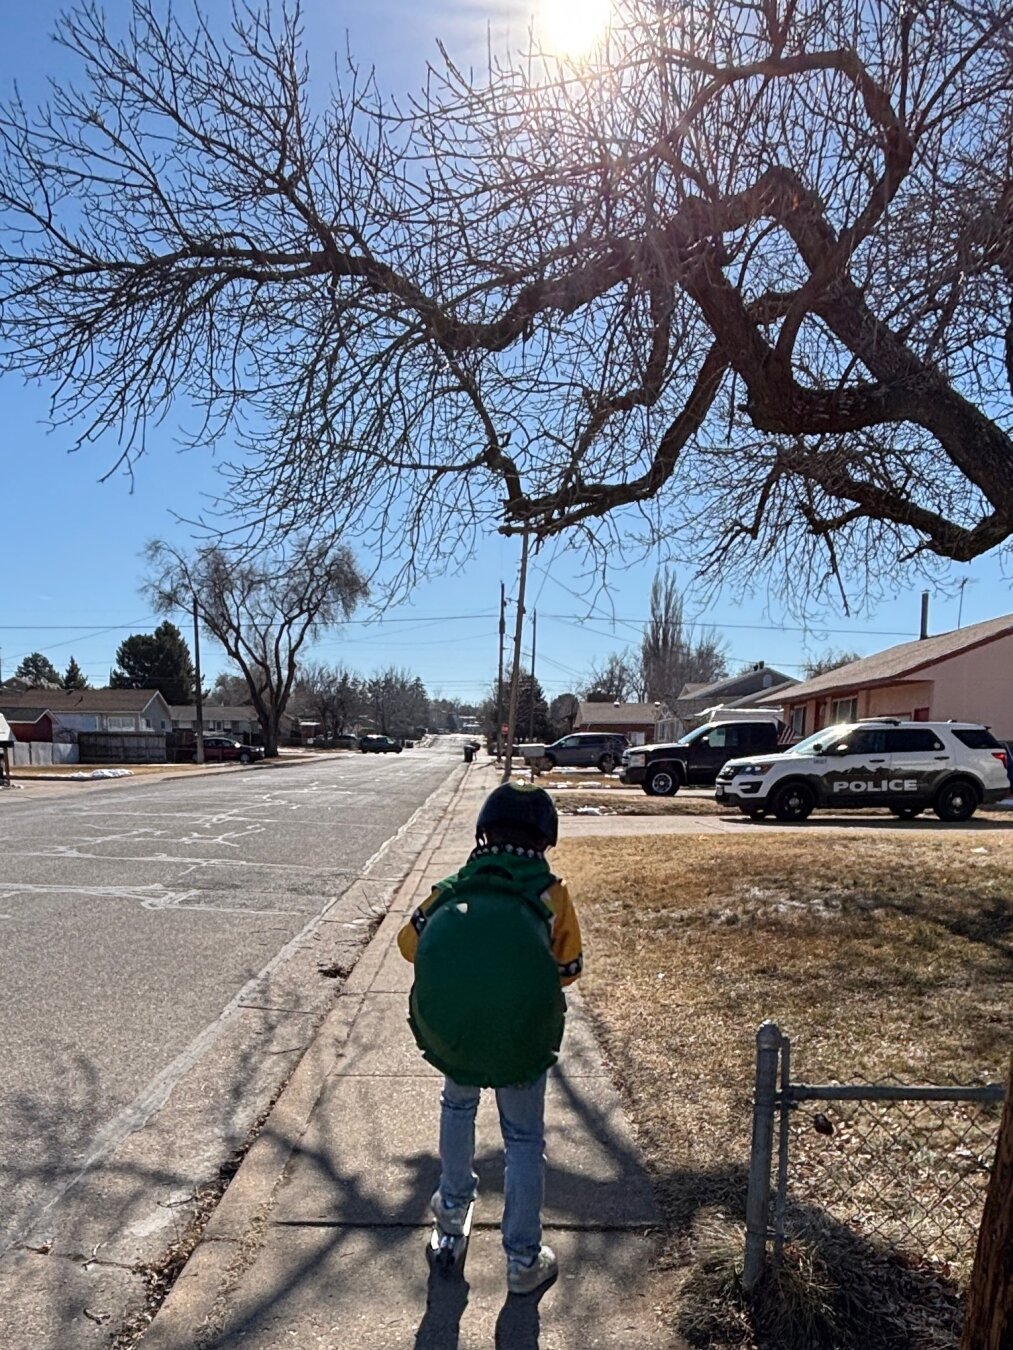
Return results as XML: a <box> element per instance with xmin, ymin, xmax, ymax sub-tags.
<box><xmin>743</xmin><ymin>1020</ymin><xmax>782</xmax><ymax>1290</ymax></box>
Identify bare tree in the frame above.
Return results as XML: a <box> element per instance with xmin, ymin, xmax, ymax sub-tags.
<box><xmin>581</xmin><ymin>652</ymin><xmax>642</xmax><ymax>703</ymax></box>
<box><xmin>207</xmin><ymin>672</ymin><xmax>250</xmax><ymax>706</ymax></box>
<box><xmin>802</xmin><ymin>647</ymin><xmax>863</xmax><ymax>679</ymax></box>
<box><xmin>146</xmin><ymin>536</ymin><xmax>368</xmax><ymax>756</ymax></box>
<box><xmin>366</xmin><ymin>667</ymin><xmax>429</xmax><ymax>738</ymax></box>
<box><xmin>640</xmin><ymin>570</ymin><xmax>727</xmax><ymax>705</ymax></box>
<box><xmin>295</xmin><ymin>662</ymin><xmax>365</xmax><ymax>736</ymax></box>
<box><xmin>3</xmin><ymin>2</ymin><xmax>1013</xmax><ymax>600</ymax></box>
<box><xmin>549</xmin><ymin>693</ymin><xmax>580</xmax><ymax>734</ymax></box>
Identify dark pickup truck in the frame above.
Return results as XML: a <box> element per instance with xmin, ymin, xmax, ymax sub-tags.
<box><xmin>619</xmin><ymin>719</ymin><xmax>783</xmax><ymax>795</ymax></box>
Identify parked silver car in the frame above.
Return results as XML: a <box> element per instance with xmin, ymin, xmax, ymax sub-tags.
<box><xmin>519</xmin><ymin>732</ymin><xmax>629</xmax><ymax>773</ymax></box>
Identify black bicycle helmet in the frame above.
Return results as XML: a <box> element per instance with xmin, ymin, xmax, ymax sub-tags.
<box><xmin>476</xmin><ymin>782</ymin><xmax>559</xmax><ymax>848</ymax></box>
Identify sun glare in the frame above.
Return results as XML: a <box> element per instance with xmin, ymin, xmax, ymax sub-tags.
<box><xmin>539</xmin><ymin>0</ymin><xmax>612</xmax><ymax>57</ymax></box>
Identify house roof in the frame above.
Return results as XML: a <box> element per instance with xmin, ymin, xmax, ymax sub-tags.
<box><xmin>577</xmin><ymin>701</ymin><xmax>669</xmax><ymax>727</ymax></box>
<box><xmin>0</xmin><ymin>706</ymin><xmax>49</xmax><ymax>725</ymax></box>
<box><xmin>758</xmin><ymin>613</ymin><xmax>1013</xmax><ymax>704</ymax></box>
<box><xmin>724</xmin><ymin>680</ymin><xmax>798</xmax><ymax>708</ymax></box>
<box><xmin>0</xmin><ymin>688</ymin><xmax>168</xmax><ymax>714</ymax></box>
<box><xmin>677</xmin><ymin>682</ymin><xmax>708</xmax><ymax>699</ymax></box>
<box><xmin>679</xmin><ymin>666</ymin><xmax>796</xmax><ymax>704</ymax></box>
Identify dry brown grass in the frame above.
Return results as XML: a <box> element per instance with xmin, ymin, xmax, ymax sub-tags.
<box><xmin>555</xmin><ymin>792</ymin><xmax>736</xmax><ymax>817</ymax></box>
<box><xmin>554</xmin><ymin>831</ymin><xmax>1013</xmax><ymax>1347</ymax></box>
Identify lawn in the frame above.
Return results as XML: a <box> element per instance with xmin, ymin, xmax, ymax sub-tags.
<box><xmin>554</xmin><ymin>831</ymin><xmax>1013</xmax><ymax>1348</ymax></box>
<box><xmin>555</xmin><ymin>791</ymin><xmax>734</xmax><ymax>816</ymax></box>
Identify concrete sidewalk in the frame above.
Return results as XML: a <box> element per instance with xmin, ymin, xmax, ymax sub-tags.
<box><xmin>141</xmin><ymin>761</ymin><xmax>668</xmax><ymax>1349</ymax></box>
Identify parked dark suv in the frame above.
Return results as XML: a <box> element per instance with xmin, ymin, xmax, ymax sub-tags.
<box><xmin>521</xmin><ymin>732</ymin><xmax>629</xmax><ymax>773</ymax></box>
<box><xmin>359</xmin><ymin>735</ymin><xmax>402</xmax><ymax>754</ymax></box>
<box><xmin>620</xmin><ymin>719</ymin><xmax>783</xmax><ymax>795</ymax></box>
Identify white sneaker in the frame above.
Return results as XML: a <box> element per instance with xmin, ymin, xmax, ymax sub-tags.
<box><xmin>430</xmin><ymin>1189</ymin><xmax>471</xmax><ymax>1236</ymax></box>
<box><xmin>507</xmin><ymin>1245</ymin><xmax>558</xmax><ymax>1295</ymax></box>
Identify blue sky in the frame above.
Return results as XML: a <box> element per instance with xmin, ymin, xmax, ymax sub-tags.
<box><xmin>1</xmin><ymin>1</ymin><xmax>1009</xmax><ymax>703</ymax></box>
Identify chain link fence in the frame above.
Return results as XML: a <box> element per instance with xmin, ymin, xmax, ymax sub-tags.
<box><xmin>744</xmin><ymin>1022</ymin><xmax>1005</xmax><ymax>1290</ymax></box>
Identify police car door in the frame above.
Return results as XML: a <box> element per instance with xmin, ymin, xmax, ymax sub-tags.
<box><xmin>882</xmin><ymin>727</ymin><xmax>947</xmax><ymax>801</ymax></box>
<box><xmin>822</xmin><ymin>727</ymin><xmax>890</xmax><ymax>805</ymax></box>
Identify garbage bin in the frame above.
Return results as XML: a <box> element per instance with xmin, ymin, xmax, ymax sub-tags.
<box><xmin>463</xmin><ymin>745</ymin><xmax>475</xmax><ymax>763</ymax></box>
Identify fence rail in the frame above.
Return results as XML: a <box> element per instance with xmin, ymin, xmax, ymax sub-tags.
<box><xmin>744</xmin><ymin>1020</ymin><xmax>1005</xmax><ymax>1290</ymax></box>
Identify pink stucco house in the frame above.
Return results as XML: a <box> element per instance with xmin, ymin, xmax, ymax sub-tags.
<box><xmin>759</xmin><ymin>613</ymin><xmax>1013</xmax><ymax>741</ymax></box>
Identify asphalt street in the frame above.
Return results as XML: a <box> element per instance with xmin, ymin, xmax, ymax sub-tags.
<box><xmin>0</xmin><ymin>742</ymin><xmax>462</xmax><ymax>1344</ymax></box>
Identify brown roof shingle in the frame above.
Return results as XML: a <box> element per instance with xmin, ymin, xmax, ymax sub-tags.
<box><xmin>0</xmin><ymin>688</ymin><xmax>168</xmax><ymax>714</ymax></box>
<box><xmin>577</xmin><ymin>701</ymin><xmax>670</xmax><ymax>727</ymax></box>
<box><xmin>759</xmin><ymin>613</ymin><xmax>1013</xmax><ymax>703</ymax></box>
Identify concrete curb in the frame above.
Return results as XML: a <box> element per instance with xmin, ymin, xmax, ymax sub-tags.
<box><xmin>135</xmin><ymin>761</ymin><xmax>476</xmax><ymax>1348</ymax></box>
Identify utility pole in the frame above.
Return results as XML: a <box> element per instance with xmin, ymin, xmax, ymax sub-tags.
<box><xmin>496</xmin><ymin>581</ymin><xmax>506</xmax><ymax>760</ymax></box>
<box><xmin>192</xmin><ymin>596</ymin><xmax>205</xmax><ymax>766</ymax></box>
<box><xmin>528</xmin><ymin>608</ymin><xmax>538</xmax><ymax>739</ymax></box>
<box><xmin>502</xmin><ymin>532</ymin><xmax>530</xmax><ymax>783</ymax></box>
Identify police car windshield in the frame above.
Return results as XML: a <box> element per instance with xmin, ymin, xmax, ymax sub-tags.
<box><xmin>788</xmin><ymin>725</ymin><xmax>851</xmax><ymax>755</ymax></box>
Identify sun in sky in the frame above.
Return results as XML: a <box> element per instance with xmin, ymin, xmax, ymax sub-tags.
<box><xmin>538</xmin><ymin>0</ymin><xmax>613</xmax><ymax>57</ymax></box>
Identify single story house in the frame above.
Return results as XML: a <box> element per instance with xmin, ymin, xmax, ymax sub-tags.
<box><xmin>575</xmin><ymin>701</ymin><xmax>674</xmax><ymax>746</ymax></box>
<box><xmin>0</xmin><ymin>687</ymin><xmax>174</xmax><ymax>735</ymax></box>
<box><xmin>0</xmin><ymin>689</ymin><xmax>174</xmax><ymax>765</ymax></box>
<box><xmin>673</xmin><ymin>664</ymin><xmax>796</xmax><ymax>725</ymax></box>
<box><xmin>758</xmin><ymin>613</ymin><xmax>1013</xmax><ymax>740</ymax></box>
<box><xmin>171</xmin><ymin>704</ymin><xmax>261</xmax><ymax>738</ymax></box>
<box><xmin>170</xmin><ymin>705</ymin><xmax>304</xmax><ymax>744</ymax></box>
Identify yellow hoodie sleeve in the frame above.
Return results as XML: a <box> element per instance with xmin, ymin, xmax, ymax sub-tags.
<box><xmin>545</xmin><ymin>878</ymin><xmax>583</xmax><ymax>985</ymax></box>
<box><xmin>397</xmin><ymin>886</ymin><xmax>442</xmax><ymax>963</ymax></box>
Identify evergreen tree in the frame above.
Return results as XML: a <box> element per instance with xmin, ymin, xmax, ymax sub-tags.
<box><xmin>13</xmin><ymin>652</ymin><xmax>61</xmax><ymax>687</ymax></box>
<box><xmin>110</xmin><ymin>621</ymin><xmax>196</xmax><ymax>705</ymax></box>
<box><xmin>62</xmin><ymin>656</ymin><xmax>89</xmax><ymax>690</ymax></box>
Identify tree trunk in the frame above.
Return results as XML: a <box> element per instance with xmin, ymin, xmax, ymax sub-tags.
<box><xmin>262</xmin><ymin>716</ymin><xmax>281</xmax><ymax>758</ymax></box>
<box><xmin>961</xmin><ymin>1055</ymin><xmax>1013</xmax><ymax>1350</ymax></box>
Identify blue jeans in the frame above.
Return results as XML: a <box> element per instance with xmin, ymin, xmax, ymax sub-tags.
<box><xmin>438</xmin><ymin>1074</ymin><xmax>547</xmax><ymax>1264</ymax></box>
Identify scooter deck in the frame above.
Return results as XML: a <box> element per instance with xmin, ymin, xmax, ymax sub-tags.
<box><xmin>426</xmin><ymin>1200</ymin><xmax>476</xmax><ymax>1274</ymax></box>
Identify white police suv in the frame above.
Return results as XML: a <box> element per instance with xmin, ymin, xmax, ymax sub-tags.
<box><xmin>714</xmin><ymin>719</ymin><xmax>1010</xmax><ymax>822</ymax></box>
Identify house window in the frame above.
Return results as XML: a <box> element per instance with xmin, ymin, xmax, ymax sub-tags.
<box><xmin>790</xmin><ymin>706</ymin><xmax>806</xmax><ymax>737</ymax></box>
<box><xmin>831</xmin><ymin>697</ymin><xmax>858</xmax><ymax>722</ymax></box>
<box><xmin>107</xmin><ymin>716</ymin><xmax>135</xmax><ymax>732</ymax></box>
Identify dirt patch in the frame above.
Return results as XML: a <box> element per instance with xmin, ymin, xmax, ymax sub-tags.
<box><xmin>555</xmin><ymin>832</ymin><xmax>1013</xmax><ymax>1347</ymax></box>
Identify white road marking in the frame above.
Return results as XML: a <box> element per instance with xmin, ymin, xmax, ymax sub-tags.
<box><xmin>0</xmin><ymin>764</ymin><xmax>460</xmax><ymax>1256</ymax></box>
<box><xmin>0</xmin><ymin>881</ymin><xmax>300</xmax><ymax>916</ymax></box>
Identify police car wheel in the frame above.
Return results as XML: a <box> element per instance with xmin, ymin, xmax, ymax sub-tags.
<box><xmin>771</xmin><ymin>781</ymin><xmax>815</xmax><ymax>822</ymax></box>
<box><xmin>645</xmin><ymin>768</ymin><xmax>679</xmax><ymax>797</ymax></box>
<box><xmin>889</xmin><ymin>805</ymin><xmax>922</xmax><ymax>820</ymax></box>
<box><xmin>933</xmin><ymin>778</ymin><xmax>979</xmax><ymax>822</ymax></box>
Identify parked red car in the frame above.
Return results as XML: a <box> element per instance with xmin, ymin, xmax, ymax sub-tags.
<box><xmin>194</xmin><ymin>736</ymin><xmax>265</xmax><ymax>765</ymax></box>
